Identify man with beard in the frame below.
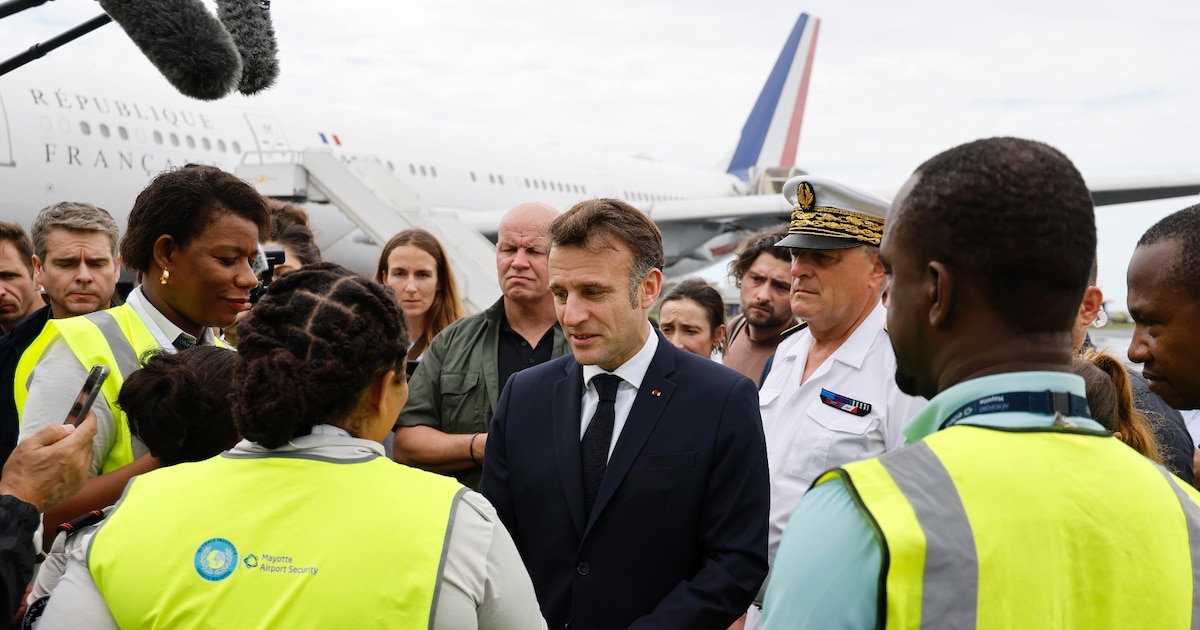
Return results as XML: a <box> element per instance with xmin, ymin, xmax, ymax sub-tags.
<box><xmin>723</xmin><ymin>225</ymin><xmax>795</xmax><ymax>386</ymax></box>
<box><xmin>763</xmin><ymin>138</ymin><xmax>1200</xmax><ymax>628</ymax></box>
<box><xmin>743</xmin><ymin>177</ymin><xmax>925</xmax><ymax>630</ymax></box>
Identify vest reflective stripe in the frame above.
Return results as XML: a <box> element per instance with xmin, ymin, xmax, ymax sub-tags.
<box><xmin>1155</xmin><ymin>465</ymin><xmax>1200</xmax><ymax>630</ymax></box>
<box><xmin>16</xmin><ymin>304</ymin><xmax>161</xmax><ymax>474</ymax></box>
<box><xmin>83</xmin><ymin>311</ymin><xmax>142</xmax><ymax>380</ymax></box>
<box><xmin>88</xmin><ymin>452</ymin><xmax>464</xmax><ymax>629</ymax></box>
<box><xmin>819</xmin><ymin>425</ymin><xmax>1200</xmax><ymax>629</ymax></box>
<box><xmin>877</xmin><ymin>441</ymin><xmax>977</xmax><ymax>629</ymax></box>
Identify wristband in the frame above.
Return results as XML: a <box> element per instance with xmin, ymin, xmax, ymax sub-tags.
<box><xmin>468</xmin><ymin>432</ymin><xmax>481</xmax><ymax>466</ymax></box>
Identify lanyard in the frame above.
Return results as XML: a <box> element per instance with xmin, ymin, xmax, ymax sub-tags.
<box><xmin>940</xmin><ymin>390</ymin><xmax>1091</xmax><ymax>430</ymax></box>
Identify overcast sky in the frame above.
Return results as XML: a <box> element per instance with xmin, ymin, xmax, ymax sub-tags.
<box><xmin>4</xmin><ymin>0</ymin><xmax>1199</xmax><ymax>310</ymax></box>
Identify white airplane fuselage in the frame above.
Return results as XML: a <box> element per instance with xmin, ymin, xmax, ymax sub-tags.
<box><xmin>0</xmin><ymin>67</ymin><xmax>760</xmax><ymax>278</ymax></box>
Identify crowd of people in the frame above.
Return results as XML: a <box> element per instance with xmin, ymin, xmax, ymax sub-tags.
<box><xmin>2</xmin><ymin>135</ymin><xmax>1200</xmax><ymax>628</ymax></box>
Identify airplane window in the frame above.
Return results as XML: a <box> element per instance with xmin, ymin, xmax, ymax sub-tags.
<box><xmin>153</xmin><ymin>131</ymin><xmax>163</xmax><ymax>145</ymax></box>
<box><xmin>409</xmin><ymin>164</ymin><xmax>416</xmax><ymax>175</ymax></box>
<box><xmin>217</xmin><ymin>139</ymin><xmax>227</xmax><ymax>152</ymax></box>
<box><xmin>523</xmin><ymin>178</ymin><xmax>529</xmax><ymax>187</ymax></box>
<box><xmin>80</xmin><ymin>121</ymin><xmax>91</xmax><ymax>136</ymax></box>
<box><xmin>488</xmin><ymin>174</ymin><xmax>494</xmax><ymax>184</ymax></box>
<box><xmin>582</xmin><ymin>186</ymin><xmax>587</xmax><ymax>195</ymax></box>
<box><xmin>202</xmin><ymin>138</ymin><xmax>211</xmax><ymax>151</ymax></box>
<box><xmin>431</xmin><ymin>166</ymin><xmax>438</xmax><ymax>177</ymax></box>
<box><xmin>541</xmin><ymin>180</ymin><xmax>548</xmax><ymax>189</ymax></box>
<box><xmin>119</xmin><ymin>127</ymin><xmax>129</xmax><ymax>141</ymax></box>
<box><xmin>232</xmin><ymin>142</ymin><xmax>241</xmax><ymax>154</ymax></box>
<box><xmin>186</xmin><ymin>136</ymin><xmax>196</xmax><ymax>149</ymax></box>
<box><xmin>420</xmin><ymin>165</ymin><xmax>427</xmax><ymax>176</ymax></box>
<box><xmin>472</xmin><ymin>172</ymin><xmax>478</xmax><ymax>182</ymax></box>
<box><xmin>99</xmin><ymin>124</ymin><xmax>110</xmax><ymax>138</ymax></box>
<box><xmin>169</xmin><ymin>133</ymin><xmax>179</xmax><ymax>147</ymax></box>
<box><xmin>388</xmin><ymin>161</ymin><xmax>394</xmax><ymax>171</ymax></box>
<box><xmin>498</xmin><ymin>175</ymin><xmax>504</xmax><ymax>185</ymax></box>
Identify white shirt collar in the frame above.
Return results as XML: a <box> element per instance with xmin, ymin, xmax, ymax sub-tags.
<box><xmin>125</xmin><ymin>285</ymin><xmax>216</xmax><ymax>350</ymax></box>
<box><xmin>581</xmin><ymin>325</ymin><xmax>659</xmax><ymax>389</ymax></box>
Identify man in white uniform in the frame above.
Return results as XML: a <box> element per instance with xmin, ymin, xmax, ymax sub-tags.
<box><xmin>745</xmin><ymin>176</ymin><xmax>926</xmax><ymax>628</ymax></box>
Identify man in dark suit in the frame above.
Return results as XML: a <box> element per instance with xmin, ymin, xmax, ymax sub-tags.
<box><xmin>480</xmin><ymin>198</ymin><xmax>769</xmax><ymax>630</ymax></box>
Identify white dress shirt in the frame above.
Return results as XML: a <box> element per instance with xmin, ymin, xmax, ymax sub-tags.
<box><xmin>749</xmin><ymin>302</ymin><xmax>926</xmax><ymax>615</ymax></box>
<box><xmin>578</xmin><ymin>329</ymin><xmax>659</xmax><ymax>461</ymax></box>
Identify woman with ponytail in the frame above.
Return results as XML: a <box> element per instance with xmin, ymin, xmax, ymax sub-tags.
<box><xmin>1073</xmin><ymin>350</ymin><xmax>1165</xmax><ymax>467</ymax></box>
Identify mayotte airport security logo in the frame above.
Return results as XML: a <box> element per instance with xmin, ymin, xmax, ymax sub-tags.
<box><xmin>194</xmin><ymin>538</ymin><xmax>239</xmax><ymax>582</ymax></box>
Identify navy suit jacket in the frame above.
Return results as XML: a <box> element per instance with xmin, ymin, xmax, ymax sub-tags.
<box><xmin>479</xmin><ymin>335</ymin><xmax>769</xmax><ymax>630</ymax></box>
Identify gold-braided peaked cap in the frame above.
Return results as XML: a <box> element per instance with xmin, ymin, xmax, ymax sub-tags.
<box><xmin>776</xmin><ymin>176</ymin><xmax>890</xmax><ymax>250</ymax></box>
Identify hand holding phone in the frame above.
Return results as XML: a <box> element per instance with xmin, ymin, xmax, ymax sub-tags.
<box><xmin>64</xmin><ymin>365</ymin><xmax>110</xmax><ymax>426</ymax></box>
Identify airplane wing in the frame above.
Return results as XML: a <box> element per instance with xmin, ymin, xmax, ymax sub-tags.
<box><xmin>1087</xmin><ymin>176</ymin><xmax>1200</xmax><ymax>206</ymax></box>
<box><xmin>646</xmin><ymin>176</ymin><xmax>1200</xmax><ymax>276</ymax></box>
<box><xmin>643</xmin><ymin>195</ymin><xmax>794</xmax><ymax>274</ymax></box>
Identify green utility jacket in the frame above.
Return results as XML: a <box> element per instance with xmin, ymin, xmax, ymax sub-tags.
<box><xmin>397</xmin><ymin>298</ymin><xmax>570</xmax><ymax>488</ymax></box>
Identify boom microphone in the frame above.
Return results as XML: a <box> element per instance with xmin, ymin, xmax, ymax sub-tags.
<box><xmin>97</xmin><ymin>0</ymin><xmax>243</xmax><ymax>100</ymax></box>
<box><xmin>216</xmin><ymin>0</ymin><xmax>279</xmax><ymax>95</ymax></box>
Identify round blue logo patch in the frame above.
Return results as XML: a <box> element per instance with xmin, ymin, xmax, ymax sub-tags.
<box><xmin>194</xmin><ymin>538</ymin><xmax>238</xmax><ymax>582</ymax></box>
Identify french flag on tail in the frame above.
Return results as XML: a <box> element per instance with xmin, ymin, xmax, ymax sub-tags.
<box><xmin>725</xmin><ymin>13</ymin><xmax>820</xmax><ymax>183</ymax></box>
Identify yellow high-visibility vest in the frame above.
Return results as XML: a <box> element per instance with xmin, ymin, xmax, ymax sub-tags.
<box><xmin>818</xmin><ymin>424</ymin><xmax>1200</xmax><ymax>629</ymax></box>
<box><xmin>14</xmin><ymin>304</ymin><xmax>160</xmax><ymax>473</ymax></box>
<box><xmin>89</xmin><ymin>452</ymin><xmax>465</xmax><ymax>628</ymax></box>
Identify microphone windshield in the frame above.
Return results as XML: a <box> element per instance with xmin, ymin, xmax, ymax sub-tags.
<box><xmin>217</xmin><ymin>0</ymin><xmax>280</xmax><ymax>95</ymax></box>
<box><xmin>98</xmin><ymin>0</ymin><xmax>243</xmax><ymax>100</ymax></box>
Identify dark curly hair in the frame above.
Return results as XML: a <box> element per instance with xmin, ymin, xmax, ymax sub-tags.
<box><xmin>118</xmin><ymin>346</ymin><xmax>239</xmax><ymax>466</ymax></box>
<box><xmin>234</xmin><ymin>263</ymin><xmax>408</xmax><ymax>448</ymax></box>
<box><xmin>1137</xmin><ymin>204</ymin><xmax>1200</xmax><ymax>301</ymax></box>
<box><xmin>901</xmin><ymin>137</ymin><xmax>1095</xmax><ymax>333</ymax></box>
<box><xmin>728</xmin><ymin>224</ymin><xmax>790</xmax><ymax>287</ymax></box>
<box><xmin>120</xmin><ymin>165</ymin><xmax>271</xmax><ymax>273</ymax></box>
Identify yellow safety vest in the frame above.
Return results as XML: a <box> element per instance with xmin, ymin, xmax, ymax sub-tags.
<box><xmin>14</xmin><ymin>303</ymin><xmax>228</xmax><ymax>474</ymax></box>
<box><xmin>818</xmin><ymin>424</ymin><xmax>1200</xmax><ymax>629</ymax></box>
<box><xmin>88</xmin><ymin>451</ymin><xmax>465</xmax><ymax>629</ymax></box>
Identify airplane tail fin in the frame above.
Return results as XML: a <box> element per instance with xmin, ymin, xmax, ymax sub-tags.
<box><xmin>724</xmin><ymin>13</ymin><xmax>820</xmax><ymax>184</ymax></box>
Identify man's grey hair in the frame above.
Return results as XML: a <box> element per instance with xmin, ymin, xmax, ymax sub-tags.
<box><xmin>32</xmin><ymin>202</ymin><xmax>120</xmax><ymax>260</ymax></box>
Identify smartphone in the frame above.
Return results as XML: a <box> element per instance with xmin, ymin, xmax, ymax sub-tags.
<box><xmin>64</xmin><ymin>365</ymin><xmax>110</xmax><ymax>426</ymax></box>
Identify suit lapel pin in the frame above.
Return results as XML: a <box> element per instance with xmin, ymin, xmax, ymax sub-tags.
<box><xmin>651</xmin><ymin>389</ymin><xmax>661</xmax><ymax>397</ymax></box>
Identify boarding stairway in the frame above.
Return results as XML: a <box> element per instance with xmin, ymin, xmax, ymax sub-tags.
<box><xmin>748</xmin><ymin>166</ymin><xmax>807</xmax><ymax>195</ymax></box>
<box><xmin>236</xmin><ymin>149</ymin><xmax>500</xmax><ymax>315</ymax></box>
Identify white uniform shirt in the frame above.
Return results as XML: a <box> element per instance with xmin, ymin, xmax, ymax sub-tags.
<box><xmin>753</xmin><ymin>302</ymin><xmax>926</xmax><ymax>606</ymax></box>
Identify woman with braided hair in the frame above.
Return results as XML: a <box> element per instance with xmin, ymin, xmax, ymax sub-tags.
<box><xmin>38</xmin><ymin>263</ymin><xmax>547</xmax><ymax>629</ymax></box>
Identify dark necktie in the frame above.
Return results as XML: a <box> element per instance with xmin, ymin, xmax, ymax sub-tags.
<box><xmin>581</xmin><ymin>374</ymin><xmax>621</xmax><ymax>517</ymax></box>
<box><xmin>173</xmin><ymin>334</ymin><xmax>196</xmax><ymax>351</ymax></box>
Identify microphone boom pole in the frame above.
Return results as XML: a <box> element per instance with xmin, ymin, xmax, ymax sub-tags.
<box><xmin>0</xmin><ymin>0</ymin><xmax>53</xmax><ymax>21</ymax></box>
<box><xmin>0</xmin><ymin>13</ymin><xmax>112</xmax><ymax>77</ymax></box>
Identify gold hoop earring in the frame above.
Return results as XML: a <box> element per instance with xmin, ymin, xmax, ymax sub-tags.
<box><xmin>160</xmin><ymin>269</ymin><xmax>170</xmax><ymax>285</ymax></box>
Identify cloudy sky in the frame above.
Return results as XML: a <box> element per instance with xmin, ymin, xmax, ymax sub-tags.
<box><xmin>4</xmin><ymin>0</ymin><xmax>1198</xmax><ymax>310</ymax></box>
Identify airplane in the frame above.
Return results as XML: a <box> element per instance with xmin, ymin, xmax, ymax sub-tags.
<box><xmin>1</xmin><ymin>11</ymin><xmax>1197</xmax><ymax>313</ymax></box>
